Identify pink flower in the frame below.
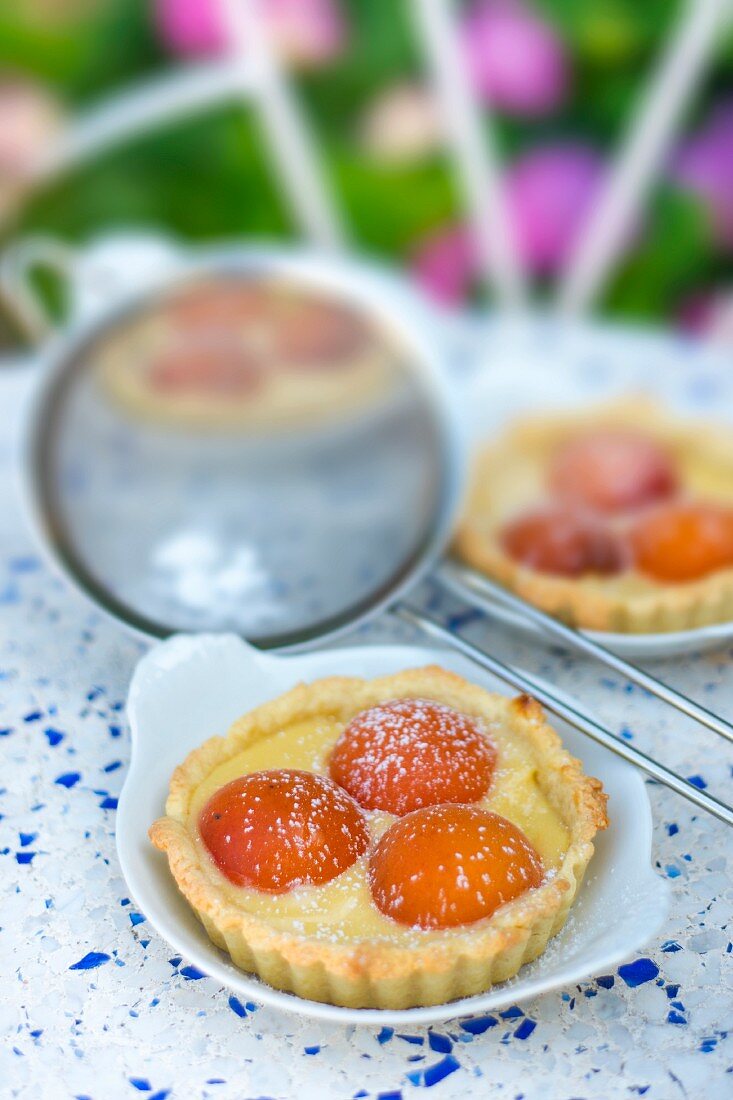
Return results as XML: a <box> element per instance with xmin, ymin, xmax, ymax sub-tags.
<box><xmin>0</xmin><ymin>78</ymin><xmax>62</xmax><ymax>180</ymax></box>
<box><xmin>677</xmin><ymin>292</ymin><xmax>714</xmax><ymax>336</ymax></box>
<box><xmin>677</xmin><ymin>289</ymin><xmax>733</xmax><ymax>346</ymax></box>
<box><xmin>507</xmin><ymin>144</ymin><xmax>604</xmax><ymax>274</ymax></box>
<box><xmin>360</xmin><ymin>83</ymin><xmax>441</xmax><ymax>164</ymax></box>
<box><xmin>154</xmin><ymin>0</ymin><xmax>226</xmax><ymax>54</ymax></box>
<box><xmin>672</xmin><ymin>100</ymin><xmax>733</xmax><ymax>251</ymax></box>
<box><xmin>412</xmin><ymin>143</ymin><xmax>604</xmax><ymax>303</ymax></box>
<box><xmin>461</xmin><ymin>0</ymin><xmax>568</xmax><ymax>117</ymax></box>
<box><xmin>153</xmin><ymin>0</ymin><xmax>347</xmax><ymax>67</ymax></box>
<box><xmin>412</xmin><ymin>226</ymin><xmax>476</xmax><ymax>307</ymax></box>
<box><xmin>266</xmin><ymin>0</ymin><xmax>346</xmax><ymax>66</ymax></box>
<box><xmin>0</xmin><ymin>78</ymin><xmax>63</xmax><ymax>224</ymax></box>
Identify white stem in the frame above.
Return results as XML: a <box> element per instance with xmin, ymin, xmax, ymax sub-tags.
<box><xmin>33</xmin><ymin>61</ymin><xmax>258</xmax><ymax>185</ymax></box>
<box><xmin>410</xmin><ymin>0</ymin><xmax>528</xmax><ymax>309</ymax></box>
<box><xmin>32</xmin><ymin>0</ymin><xmax>344</xmax><ymax>251</ymax></box>
<box><xmin>557</xmin><ymin>0</ymin><xmax>731</xmax><ymax>316</ymax></box>
<box><xmin>218</xmin><ymin>0</ymin><xmax>345</xmax><ymax>249</ymax></box>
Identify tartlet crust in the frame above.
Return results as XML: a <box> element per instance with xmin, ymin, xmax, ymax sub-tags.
<box><xmin>149</xmin><ymin>666</ymin><xmax>607</xmax><ymax>1009</ymax></box>
<box><xmin>455</xmin><ymin>399</ymin><xmax>733</xmax><ymax>633</ymax></box>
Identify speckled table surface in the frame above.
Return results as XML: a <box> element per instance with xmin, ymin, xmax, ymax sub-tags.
<box><xmin>1</xmin><ymin>363</ymin><xmax>731</xmax><ymax>1100</ymax></box>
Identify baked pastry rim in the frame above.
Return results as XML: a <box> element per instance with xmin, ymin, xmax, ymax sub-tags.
<box><xmin>149</xmin><ymin>666</ymin><xmax>607</xmax><ymax>1007</ymax></box>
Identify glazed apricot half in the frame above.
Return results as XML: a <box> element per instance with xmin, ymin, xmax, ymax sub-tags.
<box><xmin>329</xmin><ymin>698</ymin><xmax>496</xmax><ymax>816</ymax></box>
<box><xmin>167</xmin><ymin>282</ymin><xmax>270</xmax><ymax>328</ymax></box>
<box><xmin>149</xmin><ymin>345</ymin><xmax>263</xmax><ymax>396</ymax></box>
<box><xmin>630</xmin><ymin>501</ymin><xmax>733</xmax><ymax>582</ymax></box>
<box><xmin>198</xmin><ymin>769</ymin><xmax>369</xmax><ymax>893</ymax></box>
<box><xmin>369</xmin><ymin>805</ymin><xmax>544</xmax><ymax>930</ymax></box>
<box><xmin>500</xmin><ymin>505</ymin><xmax>629</xmax><ymax>577</ymax></box>
<box><xmin>549</xmin><ymin>430</ymin><xmax>678</xmax><ymax>514</ymax></box>
<box><xmin>273</xmin><ymin>298</ymin><xmax>367</xmax><ymax>367</ymax></box>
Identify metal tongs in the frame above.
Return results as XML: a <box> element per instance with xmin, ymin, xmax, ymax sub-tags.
<box><xmin>397</xmin><ymin>563</ymin><xmax>733</xmax><ymax>827</ymax></box>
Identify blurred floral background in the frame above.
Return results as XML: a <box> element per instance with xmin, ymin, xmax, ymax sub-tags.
<box><xmin>1</xmin><ymin>0</ymin><xmax>732</xmax><ymax>347</ymax></box>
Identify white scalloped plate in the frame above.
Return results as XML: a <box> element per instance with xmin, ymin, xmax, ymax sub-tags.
<box><xmin>117</xmin><ymin>633</ymin><xmax>670</xmax><ymax>1025</ymax></box>
<box><xmin>468</xmin><ymin>601</ymin><xmax>733</xmax><ymax>659</ymax></box>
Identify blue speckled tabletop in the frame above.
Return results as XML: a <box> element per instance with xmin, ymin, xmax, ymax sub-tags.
<box><xmin>2</xmin><ymin>362</ymin><xmax>731</xmax><ymax>1100</ymax></box>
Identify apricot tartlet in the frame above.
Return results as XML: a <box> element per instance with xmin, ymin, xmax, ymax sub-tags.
<box><xmin>98</xmin><ymin>277</ymin><xmax>394</xmax><ymax>430</ymax></box>
<box><xmin>455</xmin><ymin>399</ymin><xmax>733</xmax><ymax>633</ymax></box>
<box><xmin>149</xmin><ymin>666</ymin><xmax>607</xmax><ymax>1009</ymax></box>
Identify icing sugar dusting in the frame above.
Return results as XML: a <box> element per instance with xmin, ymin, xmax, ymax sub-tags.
<box><xmin>329</xmin><ymin>697</ymin><xmax>496</xmax><ymax>815</ymax></box>
<box><xmin>199</xmin><ymin>769</ymin><xmax>369</xmax><ymax>892</ymax></box>
<box><xmin>369</xmin><ymin>805</ymin><xmax>545</xmax><ymax>930</ymax></box>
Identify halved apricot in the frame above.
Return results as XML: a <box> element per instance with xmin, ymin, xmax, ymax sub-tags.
<box><xmin>274</xmin><ymin>299</ymin><xmax>367</xmax><ymax>367</ymax></box>
<box><xmin>549</xmin><ymin>430</ymin><xmax>678</xmax><ymax>514</ymax></box>
<box><xmin>329</xmin><ymin>699</ymin><xmax>495</xmax><ymax>816</ymax></box>
<box><xmin>168</xmin><ymin>283</ymin><xmax>270</xmax><ymax>328</ymax></box>
<box><xmin>149</xmin><ymin>345</ymin><xmax>262</xmax><ymax>396</ymax></box>
<box><xmin>630</xmin><ymin>501</ymin><xmax>733</xmax><ymax>582</ymax></box>
<box><xmin>199</xmin><ymin>769</ymin><xmax>369</xmax><ymax>893</ymax></box>
<box><xmin>369</xmin><ymin>805</ymin><xmax>544</xmax><ymax>929</ymax></box>
<box><xmin>500</xmin><ymin>506</ymin><xmax>629</xmax><ymax>577</ymax></box>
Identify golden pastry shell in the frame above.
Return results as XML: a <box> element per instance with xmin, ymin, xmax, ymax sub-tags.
<box><xmin>455</xmin><ymin>399</ymin><xmax>733</xmax><ymax>633</ymax></box>
<box><xmin>149</xmin><ymin>666</ymin><xmax>607</xmax><ymax>1009</ymax></box>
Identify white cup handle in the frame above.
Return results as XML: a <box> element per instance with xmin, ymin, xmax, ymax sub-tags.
<box><xmin>0</xmin><ymin>235</ymin><xmax>77</xmax><ymax>342</ymax></box>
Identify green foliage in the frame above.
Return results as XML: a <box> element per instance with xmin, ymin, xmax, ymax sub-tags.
<box><xmin>0</xmin><ymin>0</ymin><xmax>731</xmax><ymax>331</ymax></box>
<box><xmin>16</xmin><ymin>107</ymin><xmax>295</xmax><ymax>241</ymax></box>
<box><xmin>0</xmin><ymin>0</ymin><xmax>161</xmax><ymax>100</ymax></box>
<box><xmin>605</xmin><ymin>190</ymin><xmax>715</xmax><ymax>320</ymax></box>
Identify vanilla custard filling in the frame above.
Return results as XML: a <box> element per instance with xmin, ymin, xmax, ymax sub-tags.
<box><xmin>186</xmin><ymin>713</ymin><xmax>570</xmax><ymax>944</ymax></box>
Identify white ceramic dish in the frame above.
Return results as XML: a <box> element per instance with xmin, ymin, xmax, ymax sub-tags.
<box><xmin>117</xmin><ymin>633</ymin><xmax>671</xmax><ymax>1025</ymax></box>
<box><xmin>457</xmin><ymin>314</ymin><xmax>733</xmax><ymax>657</ymax></box>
